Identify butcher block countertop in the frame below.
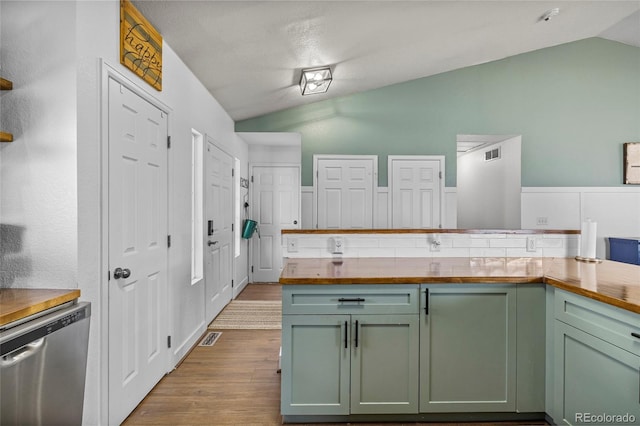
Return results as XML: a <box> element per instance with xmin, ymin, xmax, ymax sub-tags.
<box><xmin>0</xmin><ymin>288</ymin><xmax>81</xmax><ymax>327</ymax></box>
<box><xmin>280</xmin><ymin>257</ymin><xmax>640</xmax><ymax>314</ymax></box>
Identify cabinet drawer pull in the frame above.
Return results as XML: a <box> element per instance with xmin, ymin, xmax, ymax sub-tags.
<box><xmin>632</xmin><ymin>332</ymin><xmax>640</xmax><ymax>339</ymax></box>
<box><xmin>424</xmin><ymin>289</ymin><xmax>429</xmax><ymax>315</ymax></box>
<box><xmin>344</xmin><ymin>321</ymin><xmax>348</xmax><ymax>349</ymax></box>
<box><xmin>355</xmin><ymin>320</ymin><xmax>359</xmax><ymax>348</ymax></box>
<box><xmin>338</xmin><ymin>297</ymin><xmax>365</xmax><ymax>303</ymax></box>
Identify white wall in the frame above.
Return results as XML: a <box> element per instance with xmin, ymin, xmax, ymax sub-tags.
<box><xmin>240</xmin><ymin>132</ymin><xmax>302</xmax><ymax>165</ymax></box>
<box><xmin>522</xmin><ymin>187</ymin><xmax>640</xmax><ymax>259</ymax></box>
<box><xmin>457</xmin><ymin>136</ymin><xmax>522</xmax><ymax>229</ymax></box>
<box><xmin>79</xmin><ymin>1</ymin><xmax>246</xmax><ymax>424</ymax></box>
<box><xmin>1</xmin><ymin>1</ymin><xmax>77</xmax><ymax>289</ymax></box>
<box><xmin>234</xmin><ymin>134</ymin><xmax>250</xmax><ymax>295</ymax></box>
<box><xmin>1</xmin><ymin>0</ymin><xmax>246</xmax><ymax>421</ymax></box>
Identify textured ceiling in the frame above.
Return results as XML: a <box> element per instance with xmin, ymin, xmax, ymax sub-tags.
<box><xmin>133</xmin><ymin>1</ymin><xmax>640</xmax><ymax>121</ymax></box>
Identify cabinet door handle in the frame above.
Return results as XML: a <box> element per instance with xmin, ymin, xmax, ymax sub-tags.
<box><xmin>632</xmin><ymin>332</ymin><xmax>640</xmax><ymax>339</ymax></box>
<box><xmin>424</xmin><ymin>289</ymin><xmax>429</xmax><ymax>315</ymax></box>
<box><xmin>355</xmin><ymin>320</ymin><xmax>359</xmax><ymax>348</ymax></box>
<box><xmin>338</xmin><ymin>298</ymin><xmax>365</xmax><ymax>303</ymax></box>
<box><xmin>344</xmin><ymin>321</ymin><xmax>348</xmax><ymax>349</ymax></box>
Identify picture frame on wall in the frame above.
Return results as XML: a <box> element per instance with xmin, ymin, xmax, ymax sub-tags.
<box><xmin>623</xmin><ymin>142</ymin><xmax>640</xmax><ymax>185</ymax></box>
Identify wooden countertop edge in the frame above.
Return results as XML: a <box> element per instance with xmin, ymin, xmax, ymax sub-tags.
<box><xmin>280</xmin><ymin>276</ymin><xmax>544</xmax><ymax>284</ymax></box>
<box><xmin>542</xmin><ymin>278</ymin><xmax>640</xmax><ymax>315</ymax></box>
<box><xmin>282</xmin><ymin>229</ymin><xmax>581</xmax><ymax>235</ymax></box>
<box><xmin>0</xmin><ymin>289</ymin><xmax>81</xmax><ymax>326</ymax></box>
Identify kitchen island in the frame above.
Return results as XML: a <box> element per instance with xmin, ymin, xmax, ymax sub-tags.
<box><xmin>279</xmin><ymin>257</ymin><xmax>640</xmax><ymax>424</ymax></box>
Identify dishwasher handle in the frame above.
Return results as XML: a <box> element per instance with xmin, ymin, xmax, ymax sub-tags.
<box><xmin>0</xmin><ymin>338</ymin><xmax>45</xmax><ymax>367</ymax></box>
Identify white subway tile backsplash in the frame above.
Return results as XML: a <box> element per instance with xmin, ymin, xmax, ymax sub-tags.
<box><xmin>506</xmin><ymin>248</ymin><xmax>542</xmax><ymax>257</ymax></box>
<box><xmin>453</xmin><ymin>238</ymin><xmax>490</xmax><ymax>248</ymax></box>
<box><xmin>490</xmin><ymin>238</ymin><xmax>526</xmax><ymax>248</ymax></box>
<box><xmin>470</xmin><ymin>248</ymin><xmax>507</xmax><ymax>257</ymax></box>
<box><xmin>431</xmin><ymin>248</ymin><xmax>471</xmax><ymax>257</ymax></box>
<box><xmin>354</xmin><ymin>248</ymin><xmax>397</xmax><ymax>257</ymax></box>
<box><xmin>282</xmin><ymin>232</ymin><xmax>578</xmax><ymax>259</ymax></box>
<box><xmin>380</xmin><ymin>238</ymin><xmax>418</xmax><ymax>248</ymax></box>
<box><xmin>396</xmin><ymin>247</ymin><xmax>431</xmax><ymax>257</ymax></box>
<box><xmin>537</xmin><ymin>238</ymin><xmax>563</xmax><ymax>248</ymax></box>
<box><xmin>348</xmin><ymin>237</ymin><xmax>381</xmax><ymax>248</ymax></box>
<box><xmin>471</xmin><ymin>233</ymin><xmax>506</xmax><ymax>239</ymax></box>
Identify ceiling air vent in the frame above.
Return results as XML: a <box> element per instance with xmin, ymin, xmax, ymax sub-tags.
<box><xmin>484</xmin><ymin>147</ymin><xmax>501</xmax><ymax>162</ymax></box>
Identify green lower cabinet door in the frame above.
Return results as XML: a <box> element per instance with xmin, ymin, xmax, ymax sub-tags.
<box><xmin>420</xmin><ymin>285</ymin><xmax>517</xmax><ymax>413</ymax></box>
<box><xmin>350</xmin><ymin>314</ymin><xmax>419</xmax><ymax>414</ymax></box>
<box><xmin>281</xmin><ymin>314</ymin><xmax>350</xmax><ymax>415</ymax></box>
<box><xmin>554</xmin><ymin>321</ymin><xmax>640</xmax><ymax>426</ymax></box>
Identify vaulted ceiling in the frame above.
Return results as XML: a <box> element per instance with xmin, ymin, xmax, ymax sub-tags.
<box><xmin>133</xmin><ymin>1</ymin><xmax>640</xmax><ymax>121</ymax></box>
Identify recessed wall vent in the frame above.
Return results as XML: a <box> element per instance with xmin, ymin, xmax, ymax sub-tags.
<box><xmin>484</xmin><ymin>147</ymin><xmax>501</xmax><ymax>162</ymax></box>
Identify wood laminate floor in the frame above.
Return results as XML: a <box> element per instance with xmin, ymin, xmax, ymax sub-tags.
<box><xmin>123</xmin><ymin>283</ymin><xmax>547</xmax><ymax>426</ymax></box>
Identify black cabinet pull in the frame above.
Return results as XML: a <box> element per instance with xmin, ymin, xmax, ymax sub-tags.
<box><xmin>355</xmin><ymin>320</ymin><xmax>359</xmax><ymax>348</ymax></box>
<box><xmin>344</xmin><ymin>321</ymin><xmax>348</xmax><ymax>349</ymax></box>
<box><xmin>338</xmin><ymin>297</ymin><xmax>365</xmax><ymax>302</ymax></box>
<box><xmin>632</xmin><ymin>332</ymin><xmax>640</xmax><ymax>339</ymax></box>
<box><xmin>424</xmin><ymin>289</ymin><xmax>429</xmax><ymax>315</ymax></box>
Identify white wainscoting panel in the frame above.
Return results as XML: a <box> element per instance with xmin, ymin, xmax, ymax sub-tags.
<box><xmin>376</xmin><ymin>188</ymin><xmax>389</xmax><ymax>228</ymax></box>
<box><xmin>301</xmin><ymin>186</ymin><xmax>313</xmax><ymax>229</ymax></box>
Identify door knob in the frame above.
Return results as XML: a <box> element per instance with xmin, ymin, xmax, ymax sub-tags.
<box><xmin>293</xmin><ymin>220</ymin><xmax>298</xmax><ymax>225</ymax></box>
<box><xmin>114</xmin><ymin>267</ymin><xmax>131</xmax><ymax>279</ymax></box>
<box><xmin>208</xmin><ymin>241</ymin><xmax>219</xmax><ymax>246</ymax></box>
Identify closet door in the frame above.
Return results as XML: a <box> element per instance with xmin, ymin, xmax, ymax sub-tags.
<box><xmin>251</xmin><ymin>165</ymin><xmax>300</xmax><ymax>282</ymax></box>
<box><xmin>315</xmin><ymin>155</ymin><xmax>377</xmax><ymax>229</ymax></box>
<box><xmin>389</xmin><ymin>156</ymin><xmax>443</xmax><ymax>229</ymax></box>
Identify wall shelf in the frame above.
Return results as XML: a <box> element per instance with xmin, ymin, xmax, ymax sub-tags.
<box><xmin>1</xmin><ymin>77</ymin><xmax>14</xmax><ymax>141</ymax></box>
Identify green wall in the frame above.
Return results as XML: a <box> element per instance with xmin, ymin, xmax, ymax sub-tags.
<box><xmin>236</xmin><ymin>38</ymin><xmax>640</xmax><ymax>187</ymax></box>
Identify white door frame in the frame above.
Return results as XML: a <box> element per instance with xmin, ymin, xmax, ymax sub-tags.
<box><xmin>99</xmin><ymin>60</ymin><xmax>173</xmax><ymax>425</ymax></box>
<box><xmin>387</xmin><ymin>155</ymin><xmax>445</xmax><ymax>229</ymax></box>
<box><xmin>248</xmin><ymin>162</ymin><xmax>301</xmax><ymax>283</ymax></box>
<box><xmin>312</xmin><ymin>154</ymin><xmax>378</xmax><ymax>229</ymax></box>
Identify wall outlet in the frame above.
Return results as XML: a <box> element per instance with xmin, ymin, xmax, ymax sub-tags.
<box><xmin>287</xmin><ymin>238</ymin><xmax>298</xmax><ymax>253</ymax></box>
<box><xmin>526</xmin><ymin>236</ymin><xmax>537</xmax><ymax>252</ymax></box>
<box><xmin>536</xmin><ymin>217</ymin><xmax>548</xmax><ymax>226</ymax></box>
<box><xmin>332</xmin><ymin>237</ymin><xmax>344</xmax><ymax>254</ymax></box>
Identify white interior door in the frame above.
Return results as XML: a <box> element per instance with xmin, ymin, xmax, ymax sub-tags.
<box><xmin>251</xmin><ymin>165</ymin><xmax>300</xmax><ymax>282</ymax></box>
<box><xmin>315</xmin><ymin>156</ymin><xmax>376</xmax><ymax>229</ymax></box>
<box><xmin>108</xmin><ymin>78</ymin><xmax>168</xmax><ymax>425</ymax></box>
<box><xmin>205</xmin><ymin>139</ymin><xmax>233</xmax><ymax>322</ymax></box>
<box><xmin>389</xmin><ymin>156</ymin><xmax>443</xmax><ymax>228</ymax></box>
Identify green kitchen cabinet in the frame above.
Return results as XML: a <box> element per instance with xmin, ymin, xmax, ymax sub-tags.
<box><xmin>552</xmin><ymin>289</ymin><xmax>640</xmax><ymax>425</ymax></box>
<box><xmin>350</xmin><ymin>314</ymin><xmax>419</xmax><ymax>414</ymax></box>
<box><xmin>419</xmin><ymin>284</ymin><xmax>517</xmax><ymax>413</ymax></box>
<box><xmin>281</xmin><ymin>314</ymin><xmax>350</xmax><ymax>415</ymax></box>
<box><xmin>281</xmin><ymin>285</ymin><xmax>420</xmax><ymax>416</ymax></box>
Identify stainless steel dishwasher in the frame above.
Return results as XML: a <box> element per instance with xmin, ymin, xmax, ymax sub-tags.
<box><xmin>0</xmin><ymin>301</ymin><xmax>91</xmax><ymax>426</ymax></box>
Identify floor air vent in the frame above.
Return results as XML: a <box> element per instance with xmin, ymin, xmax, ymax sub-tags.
<box><xmin>198</xmin><ymin>331</ymin><xmax>222</xmax><ymax>347</ymax></box>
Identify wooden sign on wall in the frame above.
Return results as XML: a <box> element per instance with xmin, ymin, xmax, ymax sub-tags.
<box><xmin>623</xmin><ymin>142</ymin><xmax>640</xmax><ymax>184</ymax></box>
<box><xmin>120</xmin><ymin>0</ymin><xmax>162</xmax><ymax>91</ymax></box>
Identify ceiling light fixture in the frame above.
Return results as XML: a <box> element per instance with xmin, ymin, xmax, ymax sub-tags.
<box><xmin>299</xmin><ymin>67</ymin><xmax>332</xmax><ymax>95</ymax></box>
